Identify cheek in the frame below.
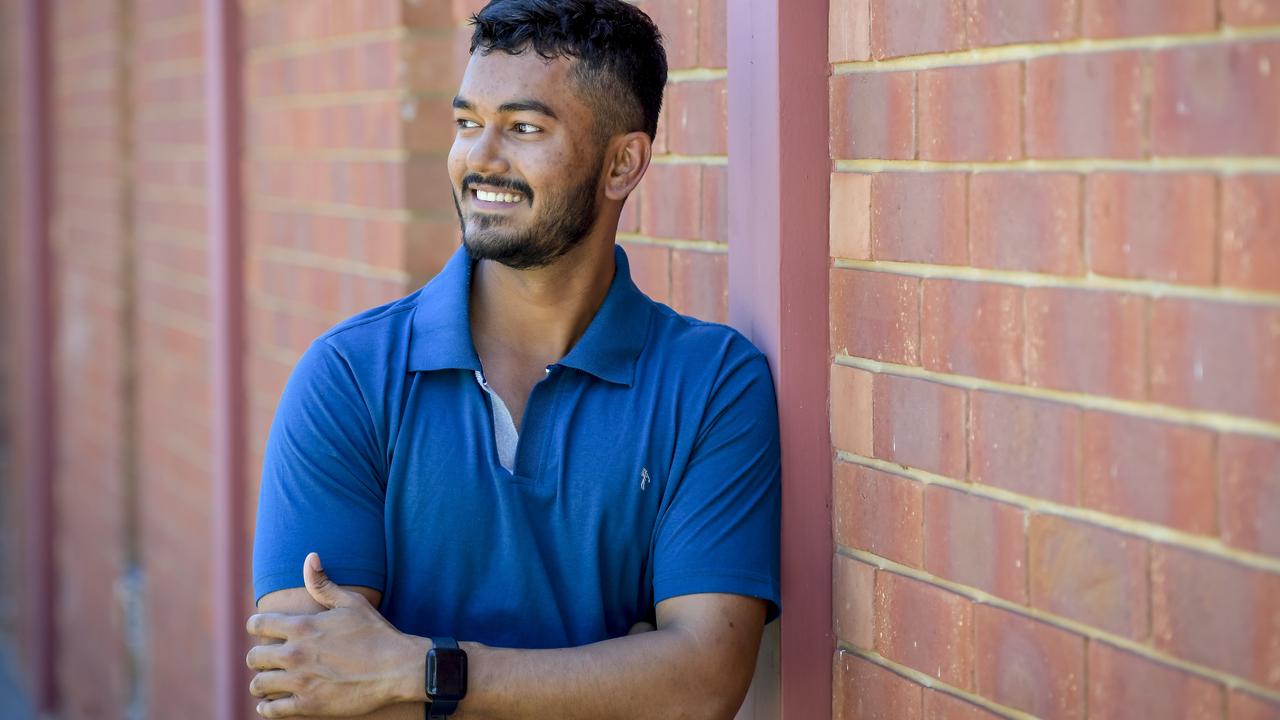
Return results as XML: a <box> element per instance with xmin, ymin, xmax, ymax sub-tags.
<box><xmin>447</xmin><ymin>141</ymin><xmax>469</xmax><ymax>186</ymax></box>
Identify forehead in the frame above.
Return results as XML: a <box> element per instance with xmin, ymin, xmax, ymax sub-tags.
<box><xmin>456</xmin><ymin>50</ymin><xmax>590</xmax><ymax>118</ymax></box>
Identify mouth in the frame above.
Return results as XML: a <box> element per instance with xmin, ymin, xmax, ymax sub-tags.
<box><xmin>469</xmin><ymin>187</ymin><xmax>528</xmax><ymax>212</ymax></box>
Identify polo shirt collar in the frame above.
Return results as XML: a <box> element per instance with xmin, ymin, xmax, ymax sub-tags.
<box><xmin>408</xmin><ymin>244</ymin><xmax>652</xmax><ymax>386</ymax></box>
<box><xmin>408</xmin><ymin>245</ymin><xmax>482</xmax><ymax>373</ymax></box>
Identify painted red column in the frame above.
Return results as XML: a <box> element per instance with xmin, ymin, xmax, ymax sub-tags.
<box><xmin>19</xmin><ymin>0</ymin><xmax>57</xmax><ymax>712</ymax></box>
<box><xmin>727</xmin><ymin>1</ymin><xmax>833</xmax><ymax>718</ymax></box>
<box><xmin>203</xmin><ymin>0</ymin><xmax>248</xmax><ymax>717</ymax></box>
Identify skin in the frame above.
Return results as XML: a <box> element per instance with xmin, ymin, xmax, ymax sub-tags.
<box><xmin>247</xmin><ymin>49</ymin><xmax>768</xmax><ymax>719</ymax></box>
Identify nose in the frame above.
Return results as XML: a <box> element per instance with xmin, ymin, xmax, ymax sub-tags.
<box><xmin>466</xmin><ymin>126</ymin><xmax>510</xmax><ymax>176</ymax></box>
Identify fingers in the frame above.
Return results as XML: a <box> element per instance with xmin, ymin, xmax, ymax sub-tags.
<box><xmin>302</xmin><ymin>552</ymin><xmax>365</xmax><ymax>610</ymax></box>
<box><xmin>256</xmin><ymin>694</ymin><xmax>304</xmax><ymax>718</ymax></box>
<box><xmin>248</xmin><ymin>670</ymin><xmax>298</xmax><ymax>699</ymax></box>
<box><xmin>245</xmin><ymin>644</ymin><xmax>293</xmax><ymax>671</ymax></box>
<box><xmin>246</xmin><ymin>612</ymin><xmax>303</xmax><ymax>641</ymax></box>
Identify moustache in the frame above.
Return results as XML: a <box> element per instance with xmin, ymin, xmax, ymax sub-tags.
<box><xmin>462</xmin><ymin>173</ymin><xmax>534</xmax><ymax>203</ymax></box>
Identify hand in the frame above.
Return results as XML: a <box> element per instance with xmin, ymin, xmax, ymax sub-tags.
<box><xmin>246</xmin><ymin>553</ymin><xmax>429</xmax><ymax>718</ymax></box>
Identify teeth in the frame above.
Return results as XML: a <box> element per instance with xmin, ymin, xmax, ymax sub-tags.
<box><xmin>476</xmin><ymin>190</ymin><xmax>522</xmax><ymax>204</ymax></box>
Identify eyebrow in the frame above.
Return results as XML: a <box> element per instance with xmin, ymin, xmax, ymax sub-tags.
<box><xmin>452</xmin><ymin>96</ymin><xmax>559</xmax><ymax>120</ymax></box>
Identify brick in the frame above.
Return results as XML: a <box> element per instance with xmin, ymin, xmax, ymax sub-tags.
<box><xmin>834</xmin><ymin>554</ymin><xmax>877</xmax><ymax>648</ymax></box>
<box><xmin>922</xmin><ymin>692</ymin><xmax>1002</xmax><ymax>720</ymax></box>
<box><xmin>1026</xmin><ymin>52</ymin><xmax>1145</xmax><ymax>159</ymax></box>
<box><xmin>1028</xmin><ymin>516</ymin><xmax>1148</xmax><ymax>638</ymax></box>
<box><xmin>830</xmin><ymin>268</ymin><xmax>921</xmax><ymax>364</ymax></box>
<box><xmin>669</xmin><ymin>248</ymin><xmax>726</xmax><ymax>323</ymax></box>
<box><xmin>830</xmin><ymin>72</ymin><xmax>915</xmax><ymax>160</ymax></box>
<box><xmin>966</xmin><ymin>0</ymin><xmax>1079</xmax><ymax>47</ymax></box>
<box><xmin>834</xmin><ymin>462</ymin><xmax>924</xmax><ymax>567</ymax></box>
<box><xmin>404</xmin><ymin>220</ymin><xmax>461</xmax><ymax>284</ymax></box>
<box><xmin>1223</xmin><ymin>0</ymin><xmax>1280</xmax><ymax>26</ymax></box>
<box><xmin>870</xmin><ymin>0</ymin><xmax>965</xmax><ymax>59</ymax></box>
<box><xmin>873</xmin><ymin>375</ymin><xmax>966</xmax><ymax>478</ymax></box>
<box><xmin>1088</xmin><ymin>641</ymin><xmax>1224</xmax><ymax>720</ymax></box>
<box><xmin>1026</xmin><ymin>288</ymin><xmax>1146</xmax><ymax>400</ymax></box>
<box><xmin>918</xmin><ymin>63</ymin><xmax>1022</xmax><ymax>161</ymax></box>
<box><xmin>973</xmin><ymin>605</ymin><xmax>1085</xmax><ymax>720</ymax></box>
<box><xmin>700</xmin><ymin>164</ymin><xmax>727</xmax><ymax>245</ymax></box>
<box><xmin>1219</xmin><ymin>433</ymin><xmax>1280</xmax><ymax>557</ymax></box>
<box><xmin>666</xmin><ymin>79</ymin><xmax>727</xmax><ymax>156</ymax></box>
<box><xmin>923</xmin><ymin>485</ymin><xmax>1027</xmax><ymax>602</ymax></box>
<box><xmin>619</xmin><ymin>186</ymin><xmax>641</xmax><ymax>233</ymax></box>
<box><xmin>1222</xmin><ymin>175</ymin><xmax>1280</xmax><ymax>292</ymax></box>
<box><xmin>871</xmin><ymin>173</ymin><xmax>967</xmax><ymax>265</ymax></box>
<box><xmin>970</xmin><ymin>173</ymin><xmax>1082</xmax><ymax>274</ymax></box>
<box><xmin>1086</xmin><ymin>173</ymin><xmax>1217</xmax><ymax>284</ymax></box>
<box><xmin>1082</xmin><ymin>0</ymin><xmax>1216</xmax><ymax>37</ymax></box>
<box><xmin>831</xmin><ymin>364</ymin><xmax>874</xmax><ymax>456</ymax></box>
<box><xmin>652</xmin><ymin>99</ymin><xmax>669</xmax><ymax>154</ymax></box>
<box><xmin>637</xmin><ymin>0</ymin><xmax>699</xmax><ymax>69</ymax></box>
<box><xmin>921</xmin><ymin>280</ymin><xmax>1023</xmax><ymax>384</ymax></box>
<box><xmin>639</xmin><ymin>163</ymin><xmax>701</xmax><ymax>240</ymax></box>
<box><xmin>833</xmin><ymin>651</ymin><xmax>923</xmax><ymax>720</ymax></box>
<box><xmin>969</xmin><ymin>391</ymin><xmax>1080</xmax><ymax>504</ymax></box>
<box><xmin>874</xmin><ymin>572</ymin><xmax>973</xmax><ymax>688</ymax></box>
<box><xmin>1152</xmin><ymin>42</ymin><xmax>1280</xmax><ymax>156</ymax></box>
<box><xmin>451</xmin><ymin>0</ymin><xmax>490</xmax><ymax>22</ymax></box>
<box><xmin>1149</xmin><ymin>299</ymin><xmax>1280</xmax><ymax>422</ymax></box>
<box><xmin>404</xmin><ymin>0</ymin><xmax>454</xmax><ymax>27</ymax></box>
<box><xmin>1230</xmin><ymin>688</ymin><xmax>1280</xmax><ymax>720</ymax></box>
<box><xmin>830</xmin><ymin>173</ymin><xmax>872</xmax><ymax>260</ymax></box>
<box><xmin>618</xmin><ymin>241</ymin><xmax>670</xmax><ymax>305</ymax></box>
<box><xmin>1152</xmin><ymin>543</ymin><xmax>1280</xmax><ymax>687</ymax></box>
<box><xmin>1080</xmin><ymin>412</ymin><xmax>1217</xmax><ymax>534</ymax></box>
<box><xmin>403</xmin><ymin>98</ymin><xmax>456</xmax><ymax>154</ymax></box>
<box><xmin>830</xmin><ymin>0</ymin><xmax>871</xmax><ymax>63</ymax></box>
<box><xmin>697</xmin><ymin>0</ymin><xmax>727</xmax><ymax>67</ymax></box>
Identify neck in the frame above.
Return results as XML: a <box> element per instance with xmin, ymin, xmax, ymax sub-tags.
<box><xmin>469</xmin><ymin>237</ymin><xmax>616</xmax><ymax>366</ymax></box>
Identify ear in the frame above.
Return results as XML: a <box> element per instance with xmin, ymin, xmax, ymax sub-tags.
<box><xmin>603</xmin><ymin>130</ymin><xmax>653</xmax><ymax>202</ymax></box>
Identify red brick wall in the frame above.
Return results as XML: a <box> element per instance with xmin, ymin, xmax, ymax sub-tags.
<box><xmin>49</xmin><ymin>1</ymin><xmax>131</xmax><ymax>717</ymax></box>
<box><xmin>129</xmin><ymin>2</ymin><xmax>216</xmax><ymax>716</ymax></box>
<box><xmin>829</xmin><ymin>2</ymin><xmax>1280</xmax><ymax>718</ymax></box>
<box><xmin>624</xmin><ymin>0</ymin><xmax>729</xmax><ymax>321</ymax></box>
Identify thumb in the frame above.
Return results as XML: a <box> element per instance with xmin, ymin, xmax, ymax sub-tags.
<box><xmin>303</xmin><ymin>552</ymin><xmax>364</xmax><ymax>610</ymax></box>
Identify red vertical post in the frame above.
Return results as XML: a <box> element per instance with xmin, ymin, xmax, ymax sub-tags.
<box><xmin>18</xmin><ymin>0</ymin><xmax>56</xmax><ymax>712</ymax></box>
<box><xmin>204</xmin><ymin>0</ymin><xmax>248</xmax><ymax>717</ymax></box>
<box><xmin>727</xmin><ymin>1</ymin><xmax>833</xmax><ymax>718</ymax></box>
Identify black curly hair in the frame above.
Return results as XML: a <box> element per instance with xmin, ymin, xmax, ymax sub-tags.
<box><xmin>468</xmin><ymin>0</ymin><xmax>668</xmax><ymax>141</ymax></box>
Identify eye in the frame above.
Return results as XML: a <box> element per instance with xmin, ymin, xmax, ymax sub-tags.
<box><xmin>455</xmin><ymin>118</ymin><xmax>480</xmax><ymax>130</ymax></box>
<box><xmin>513</xmin><ymin>122</ymin><xmax>542</xmax><ymax>134</ymax></box>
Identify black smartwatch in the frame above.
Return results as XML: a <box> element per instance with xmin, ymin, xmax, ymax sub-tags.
<box><xmin>425</xmin><ymin>637</ymin><xmax>467</xmax><ymax>718</ymax></box>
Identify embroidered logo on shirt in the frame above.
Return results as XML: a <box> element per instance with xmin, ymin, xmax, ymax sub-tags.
<box><xmin>640</xmin><ymin>467</ymin><xmax>651</xmax><ymax>491</ymax></box>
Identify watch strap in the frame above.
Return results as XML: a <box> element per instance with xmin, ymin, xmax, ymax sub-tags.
<box><xmin>426</xmin><ymin>637</ymin><xmax>461</xmax><ymax>719</ymax></box>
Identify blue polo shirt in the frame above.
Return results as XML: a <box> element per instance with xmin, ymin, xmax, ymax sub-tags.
<box><xmin>252</xmin><ymin>244</ymin><xmax>781</xmax><ymax>649</ymax></box>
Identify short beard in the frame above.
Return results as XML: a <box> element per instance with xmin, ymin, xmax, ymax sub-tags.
<box><xmin>454</xmin><ymin>162</ymin><xmax>602</xmax><ymax>271</ymax></box>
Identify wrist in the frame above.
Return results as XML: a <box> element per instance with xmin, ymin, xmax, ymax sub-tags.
<box><xmin>393</xmin><ymin>634</ymin><xmax>433</xmax><ymax>703</ymax></box>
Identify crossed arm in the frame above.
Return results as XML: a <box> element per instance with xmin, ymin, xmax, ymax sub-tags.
<box><xmin>247</xmin><ymin>553</ymin><xmax>767</xmax><ymax>720</ymax></box>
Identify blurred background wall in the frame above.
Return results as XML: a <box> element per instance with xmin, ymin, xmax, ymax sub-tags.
<box><xmin>0</xmin><ymin>1</ymin><xmax>730</xmax><ymax>718</ymax></box>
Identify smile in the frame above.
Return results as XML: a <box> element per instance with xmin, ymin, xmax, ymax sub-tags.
<box><xmin>473</xmin><ymin>189</ymin><xmax>525</xmax><ymax>205</ymax></box>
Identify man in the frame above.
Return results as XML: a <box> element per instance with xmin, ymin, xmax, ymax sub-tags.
<box><xmin>246</xmin><ymin>1</ymin><xmax>780</xmax><ymax>718</ymax></box>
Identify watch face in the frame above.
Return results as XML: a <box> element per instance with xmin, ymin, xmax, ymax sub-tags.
<box><xmin>428</xmin><ymin>648</ymin><xmax>468</xmax><ymax>700</ymax></box>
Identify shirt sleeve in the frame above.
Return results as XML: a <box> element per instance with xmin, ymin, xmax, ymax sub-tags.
<box><xmin>651</xmin><ymin>350</ymin><xmax>782</xmax><ymax>622</ymax></box>
<box><xmin>252</xmin><ymin>338</ymin><xmax>387</xmax><ymax>604</ymax></box>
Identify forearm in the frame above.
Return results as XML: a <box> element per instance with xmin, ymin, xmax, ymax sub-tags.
<box><xmin>453</xmin><ymin>627</ymin><xmax>745</xmax><ymax>720</ymax></box>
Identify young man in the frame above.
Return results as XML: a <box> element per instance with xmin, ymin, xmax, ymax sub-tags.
<box><xmin>246</xmin><ymin>1</ymin><xmax>780</xmax><ymax>718</ymax></box>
